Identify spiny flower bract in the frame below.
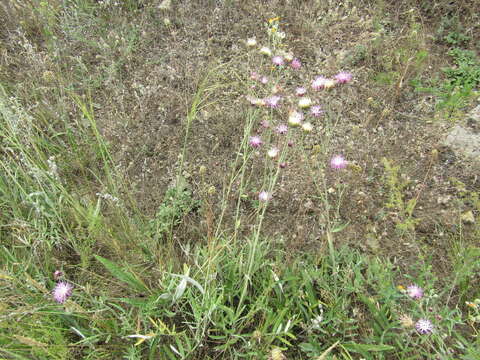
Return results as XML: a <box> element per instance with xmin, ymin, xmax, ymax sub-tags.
<box><xmin>298</xmin><ymin>97</ymin><xmax>313</xmax><ymax>108</ymax></box>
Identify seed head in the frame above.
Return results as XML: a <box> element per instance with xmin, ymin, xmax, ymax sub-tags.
<box><xmin>323</xmin><ymin>78</ymin><xmax>336</xmax><ymax>89</ymax></box>
<box><xmin>267</xmin><ymin>147</ymin><xmax>279</xmax><ymax>158</ymax></box>
<box><xmin>302</xmin><ymin>122</ymin><xmax>313</xmax><ymax>132</ymax></box>
<box><xmin>298</xmin><ymin>97</ymin><xmax>312</xmax><ymax>108</ymax></box>
<box><xmin>246</xmin><ymin>37</ymin><xmax>257</xmax><ymax>47</ymax></box>
<box><xmin>288</xmin><ymin>110</ymin><xmax>303</xmax><ymax>127</ymax></box>
<box><xmin>260</xmin><ymin>47</ymin><xmax>272</xmax><ymax>56</ymax></box>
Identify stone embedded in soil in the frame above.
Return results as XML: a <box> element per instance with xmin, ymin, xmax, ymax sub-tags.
<box><xmin>443</xmin><ymin>105</ymin><xmax>480</xmax><ymax>160</ymax></box>
<box><xmin>461</xmin><ymin>211</ymin><xmax>475</xmax><ymax>224</ymax></box>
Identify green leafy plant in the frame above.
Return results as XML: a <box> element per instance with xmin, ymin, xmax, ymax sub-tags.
<box><xmin>382</xmin><ymin>158</ymin><xmax>420</xmax><ymax>234</ymax></box>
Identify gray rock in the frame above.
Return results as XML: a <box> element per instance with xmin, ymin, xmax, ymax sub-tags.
<box><xmin>443</xmin><ymin>104</ymin><xmax>480</xmax><ymax>160</ymax></box>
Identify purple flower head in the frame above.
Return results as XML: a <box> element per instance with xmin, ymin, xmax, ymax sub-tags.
<box><xmin>295</xmin><ymin>87</ymin><xmax>307</xmax><ymax>96</ymax></box>
<box><xmin>415</xmin><ymin>319</ymin><xmax>434</xmax><ymax>334</ymax></box>
<box><xmin>312</xmin><ymin>76</ymin><xmax>328</xmax><ymax>90</ymax></box>
<box><xmin>279</xmin><ymin>162</ymin><xmax>287</xmax><ymax>168</ymax></box>
<box><xmin>258</xmin><ymin>191</ymin><xmax>271</xmax><ymax>202</ymax></box>
<box><xmin>265</xmin><ymin>95</ymin><xmax>282</xmax><ymax>108</ymax></box>
<box><xmin>249</xmin><ymin>136</ymin><xmax>263</xmax><ymax>148</ymax></box>
<box><xmin>290</xmin><ymin>58</ymin><xmax>302</xmax><ymax>69</ymax></box>
<box><xmin>334</xmin><ymin>71</ymin><xmax>353</xmax><ymax>84</ymax></box>
<box><xmin>260</xmin><ymin>76</ymin><xmax>269</xmax><ymax>84</ymax></box>
<box><xmin>407</xmin><ymin>285</ymin><xmax>424</xmax><ymax>299</ymax></box>
<box><xmin>276</xmin><ymin>124</ymin><xmax>288</xmax><ymax>135</ymax></box>
<box><xmin>310</xmin><ymin>105</ymin><xmax>324</xmax><ymax>117</ymax></box>
<box><xmin>53</xmin><ymin>281</ymin><xmax>73</xmax><ymax>304</ymax></box>
<box><xmin>330</xmin><ymin>155</ymin><xmax>347</xmax><ymax>170</ymax></box>
<box><xmin>272</xmin><ymin>56</ymin><xmax>285</xmax><ymax>66</ymax></box>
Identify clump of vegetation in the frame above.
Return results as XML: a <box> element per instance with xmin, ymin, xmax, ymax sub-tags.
<box><xmin>1</xmin><ymin>1</ymin><xmax>480</xmax><ymax>359</ymax></box>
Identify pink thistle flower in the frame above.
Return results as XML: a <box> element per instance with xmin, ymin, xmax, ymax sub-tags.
<box><xmin>279</xmin><ymin>162</ymin><xmax>287</xmax><ymax>168</ymax></box>
<box><xmin>52</xmin><ymin>281</ymin><xmax>73</xmax><ymax>304</ymax></box>
<box><xmin>407</xmin><ymin>285</ymin><xmax>424</xmax><ymax>299</ymax></box>
<box><xmin>265</xmin><ymin>95</ymin><xmax>282</xmax><ymax>108</ymax></box>
<box><xmin>287</xmin><ymin>141</ymin><xmax>294</xmax><ymax>147</ymax></box>
<box><xmin>290</xmin><ymin>58</ymin><xmax>302</xmax><ymax>69</ymax></box>
<box><xmin>415</xmin><ymin>319</ymin><xmax>434</xmax><ymax>334</ymax></box>
<box><xmin>260</xmin><ymin>76</ymin><xmax>269</xmax><ymax>84</ymax></box>
<box><xmin>330</xmin><ymin>155</ymin><xmax>347</xmax><ymax>170</ymax></box>
<box><xmin>272</xmin><ymin>56</ymin><xmax>285</xmax><ymax>66</ymax></box>
<box><xmin>295</xmin><ymin>87</ymin><xmax>307</xmax><ymax>96</ymax></box>
<box><xmin>276</xmin><ymin>124</ymin><xmax>288</xmax><ymax>134</ymax></box>
<box><xmin>334</xmin><ymin>71</ymin><xmax>352</xmax><ymax>84</ymax></box>
<box><xmin>267</xmin><ymin>147</ymin><xmax>279</xmax><ymax>158</ymax></box>
<box><xmin>258</xmin><ymin>191</ymin><xmax>271</xmax><ymax>202</ymax></box>
<box><xmin>310</xmin><ymin>105</ymin><xmax>324</xmax><ymax>117</ymax></box>
<box><xmin>249</xmin><ymin>136</ymin><xmax>263</xmax><ymax>148</ymax></box>
<box><xmin>250</xmin><ymin>72</ymin><xmax>260</xmax><ymax>81</ymax></box>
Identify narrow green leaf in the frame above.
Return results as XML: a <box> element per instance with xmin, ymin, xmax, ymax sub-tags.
<box><xmin>94</xmin><ymin>255</ymin><xmax>148</xmax><ymax>293</ymax></box>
